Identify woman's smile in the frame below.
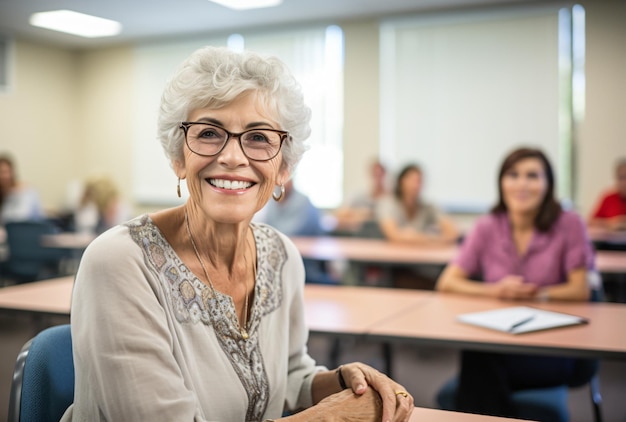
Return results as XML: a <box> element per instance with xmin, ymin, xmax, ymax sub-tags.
<box><xmin>207</xmin><ymin>177</ymin><xmax>255</xmax><ymax>191</ymax></box>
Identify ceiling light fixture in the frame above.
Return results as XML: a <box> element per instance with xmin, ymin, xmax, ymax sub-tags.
<box><xmin>207</xmin><ymin>0</ymin><xmax>283</xmax><ymax>10</ymax></box>
<box><xmin>29</xmin><ymin>10</ymin><xmax>122</xmax><ymax>38</ymax></box>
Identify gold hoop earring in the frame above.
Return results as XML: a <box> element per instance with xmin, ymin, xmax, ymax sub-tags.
<box><xmin>272</xmin><ymin>184</ymin><xmax>285</xmax><ymax>202</ymax></box>
<box><xmin>177</xmin><ymin>178</ymin><xmax>181</xmax><ymax>198</ymax></box>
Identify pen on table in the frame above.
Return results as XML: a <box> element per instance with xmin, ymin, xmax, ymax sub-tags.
<box><xmin>508</xmin><ymin>315</ymin><xmax>535</xmax><ymax>332</ymax></box>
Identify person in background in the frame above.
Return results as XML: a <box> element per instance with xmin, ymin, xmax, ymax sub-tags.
<box><xmin>73</xmin><ymin>175</ymin><xmax>131</xmax><ymax>234</ymax></box>
<box><xmin>588</xmin><ymin>157</ymin><xmax>626</xmax><ymax>231</ymax></box>
<box><xmin>436</xmin><ymin>147</ymin><xmax>597</xmax><ymax>418</ymax></box>
<box><xmin>378</xmin><ymin>163</ymin><xmax>458</xmax><ymax>246</ymax></box>
<box><xmin>256</xmin><ymin>178</ymin><xmax>337</xmax><ymax>285</ymax></box>
<box><xmin>334</xmin><ymin>159</ymin><xmax>389</xmax><ymax>234</ymax></box>
<box><xmin>256</xmin><ymin>178</ymin><xmax>323</xmax><ymax>236</ymax></box>
<box><xmin>376</xmin><ymin>163</ymin><xmax>459</xmax><ymax>289</ymax></box>
<box><xmin>62</xmin><ymin>46</ymin><xmax>413</xmax><ymax>422</ymax></box>
<box><xmin>0</xmin><ymin>154</ymin><xmax>45</xmax><ymax>224</ymax></box>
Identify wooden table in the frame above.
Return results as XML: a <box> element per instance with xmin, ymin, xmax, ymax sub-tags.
<box><xmin>595</xmin><ymin>251</ymin><xmax>626</xmax><ymax>274</ymax></box>
<box><xmin>3</xmin><ymin>279</ymin><xmax>625</xmax><ymax>360</ymax></box>
<box><xmin>368</xmin><ymin>291</ymin><xmax>626</xmax><ymax>360</ymax></box>
<box><xmin>409</xmin><ymin>406</ymin><xmax>530</xmax><ymax>421</ymax></box>
<box><xmin>588</xmin><ymin>227</ymin><xmax>626</xmax><ymax>248</ymax></box>
<box><xmin>39</xmin><ymin>232</ymin><xmax>97</xmax><ymax>276</ymax></box>
<box><xmin>0</xmin><ymin>276</ymin><xmax>73</xmax><ymax>316</ymax></box>
<box><xmin>292</xmin><ymin>236</ymin><xmax>456</xmax><ymax>287</ymax></box>
<box><xmin>40</xmin><ymin>232</ymin><xmax>96</xmax><ymax>250</ymax></box>
<box><xmin>304</xmin><ymin>284</ymin><xmax>430</xmax><ymax>336</ymax></box>
<box><xmin>292</xmin><ymin>236</ymin><xmax>457</xmax><ymax>265</ymax></box>
<box><xmin>292</xmin><ymin>236</ymin><xmax>626</xmax><ymax>275</ymax></box>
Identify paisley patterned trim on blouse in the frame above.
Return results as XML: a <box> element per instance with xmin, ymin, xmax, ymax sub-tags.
<box><xmin>126</xmin><ymin>214</ymin><xmax>287</xmax><ymax>422</ymax></box>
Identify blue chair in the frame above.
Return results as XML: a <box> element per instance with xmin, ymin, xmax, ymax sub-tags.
<box><xmin>8</xmin><ymin>324</ymin><xmax>74</xmax><ymax>422</ymax></box>
<box><xmin>2</xmin><ymin>221</ymin><xmax>70</xmax><ymax>283</ymax></box>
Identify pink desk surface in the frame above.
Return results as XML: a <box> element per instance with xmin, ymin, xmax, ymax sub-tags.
<box><xmin>409</xmin><ymin>406</ymin><xmax>532</xmax><ymax>421</ymax></box>
<box><xmin>369</xmin><ymin>292</ymin><xmax>626</xmax><ymax>360</ymax></box>
<box><xmin>0</xmin><ymin>278</ymin><xmax>432</xmax><ymax>331</ymax></box>
<box><xmin>4</xmin><ymin>278</ymin><xmax>625</xmax><ymax>360</ymax></box>
<box><xmin>304</xmin><ymin>284</ymin><xmax>431</xmax><ymax>335</ymax></box>
<box><xmin>292</xmin><ymin>236</ymin><xmax>624</xmax><ymax>274</ymax></box>
<box><xmin>0</xmin><ymin>276</ymin><xmax>73</xmax><ymax>315</ymax></box>
<box><xmin>595</xmin><ymin>251</ymin><xmax>626</xmax><ymax>274</ymax></box>
<box><xmin>41</xmin><ymin>232</ymin><xmax>96</xmax><ymax>249</ymax></box>
<box><xmin>588</xmin><ymin>227</ymin><xmax>626</xmax><ymax>244</ymax></box>
<box><xmin>292</xmin><ymin>236</ymin><xmax>457</xmax><ymax>265</ymax></box>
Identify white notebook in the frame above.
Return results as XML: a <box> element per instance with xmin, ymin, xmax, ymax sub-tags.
<box><xmin>457</xmin><ymin>306</ymin><xmax>588</xmax><ymax>334</ymax></box>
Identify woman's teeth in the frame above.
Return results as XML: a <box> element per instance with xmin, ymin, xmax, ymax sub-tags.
<box><xmin>209</xmin><ymin>179</ymin><xmax>253</xmax><ymax>190</ymax></box>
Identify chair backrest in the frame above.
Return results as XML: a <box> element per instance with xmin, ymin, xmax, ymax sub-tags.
<box><xmin>4</xmin><ymin>221</ymin><xmax>67</xmax><ymax>282</ymax></box>
<box><xmin>8</xmin><ymin>324</ymin><xmax>74</xmax><ymax>422</ymax></box>
<box><xmin>354</xmin><ymin>220</ymin><xmax>386</xmax><ymax>239</ymax></box>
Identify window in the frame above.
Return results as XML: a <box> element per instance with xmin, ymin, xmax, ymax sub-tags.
<box><xmin>379</xmin><ymin>5</ymin><xmax>583</xmax><ymax>212</ymax></box>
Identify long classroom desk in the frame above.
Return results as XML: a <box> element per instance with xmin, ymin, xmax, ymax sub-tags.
<box><xmin>303</xmin><ymin>284</ymin><xmax>429</xmax><ymax>337</ymax></box>
<box><xmin>291</xmin><ymin>236</ymin><xmax>456</xmax><ymax>265</ymax></box>
<box><xmin>408</xmin><ymin>407</ymin><xmax>529</xmax><ymax>421</ymax></box>
<box><xmin>291</xmin><ymin>236</ymin><xmax>626</xmax><ymax>274</ymax></box>
<box><xmin>40</xmin><ymin>232</ymin><xmax>96</xmax><ymax>250</ymax></box>
<box><xmin>366</xmin><ymin>290</ymin><xmax>626</xmax><ymax>360</ymax></box>
<box><xmin>0</xmin><ymin>276</ymin><xmax>73</xmax><ymax>316</ymax></box>
<box><xmin>595</xmin><ymin>251</ymin><xmax>626</xmax><ymax>274</ymax></box>
<box><xmin>304</xmin><ymin>284</ymin><xmax>626</xmax><ymax>386</ymax></box>
<box><xmin>0</xmin><ymin>277</ymin><xmax>425</xmax><ymax>337</ymax></box>
<box><xmin>2</xmin><ymin>278</ymin><xmax>626</xmax><ymax>361</ymax></box>
<box><xmin>588</xmin><ymin>227</ymin><xmax>626</xmax><ymax>251</ymax></box>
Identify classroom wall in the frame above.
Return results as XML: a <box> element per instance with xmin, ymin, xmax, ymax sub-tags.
<box><xmin>74</xmin><ymin>47</ymin><xmax>135</xmax><ymax>208</ymax></box>
<box><xmin>0</xmin><ymin>42</ymin><xmax>79</xmax><ymax>212</ymax></box>
<box><xmin>341</xmin><ymin>19</ymin><xmax>381</xmax><ymax>200</ymax></box>
<box><xmin>577</xmin><ymin>0</ymin><xmax>626</xmax><ymax>217</ymax></box>
<box><xmin>0</xmin><ymin>0</ymin><xmax>623</xmax><ymax>218</ymax></box>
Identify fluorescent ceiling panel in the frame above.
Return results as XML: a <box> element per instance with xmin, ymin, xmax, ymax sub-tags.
<box><xmin>29</xmin><ymin>10</ymin><xmax>122</xmax><ymax>38</ymax></box>
<box><xmin>208</xmin><ymin>0</ymin><xmax>283</xmax><ymax>10</ymax></box>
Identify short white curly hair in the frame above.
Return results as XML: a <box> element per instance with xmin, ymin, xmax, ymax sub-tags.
<box><xmin>157</xmin><ymin>46</ymin><xmax>311</xmax><ymax>174</ymax></box>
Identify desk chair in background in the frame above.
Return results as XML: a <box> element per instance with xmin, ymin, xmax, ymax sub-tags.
<box><xmin>8</xmin><ymin>324</ymin><xmax>74</xmax><ymax>422</ymax></box>
<box><xmin>436</xmin><ymin>364</ymin><xmax>602</xmax><ymax>422</ymax></box>
<box><xmin>1</xmin><ymin>221</ymin><xmax>69</xmax><ymax>284</ymax></box>
<box><xmin>352</xmin><ymin>220</ymin><xmax>386</xmax><ymax>239</ymax></box>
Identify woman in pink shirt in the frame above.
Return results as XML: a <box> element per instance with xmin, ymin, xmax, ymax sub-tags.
<box><xmin>436</xmin><ymin>147</ymin><xmax>597</xmax><ymax>418</ymax></box>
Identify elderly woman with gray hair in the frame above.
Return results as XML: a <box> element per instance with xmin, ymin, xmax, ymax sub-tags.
<box><xmin>62</xmin><ymin>46</ymin><xmax>413</xmax><ymax>422</ymax></box>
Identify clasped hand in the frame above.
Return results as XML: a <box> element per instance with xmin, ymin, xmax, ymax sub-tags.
<box><xmin>319</xmin><ymin>362</ymin><xmax>414</xmax><ymax>422</ymax></box>
<box><xmin>492</xmin><ymin>275</ymin><xmax>538</xmax><ymax>300</ymax></box>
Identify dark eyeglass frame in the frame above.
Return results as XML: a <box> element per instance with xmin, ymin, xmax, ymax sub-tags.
<box><xmin>179</xmin><ymin>121</ymin><xmax>290</xmax><ymax>162</ymax></box>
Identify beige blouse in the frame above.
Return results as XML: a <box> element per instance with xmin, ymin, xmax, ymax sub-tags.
<box><xmin>61</xmin><ymin>214</ymin><xmax>323</xmax><ymax>421</ymax></box>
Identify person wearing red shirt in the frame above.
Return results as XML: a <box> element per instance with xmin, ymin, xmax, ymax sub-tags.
<box><xmin>588</xmin><ymin>158</ymin><xmax>626</xmax><ymax>231</ymax></box>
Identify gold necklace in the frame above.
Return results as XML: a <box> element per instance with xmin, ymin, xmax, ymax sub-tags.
<box><xmin>184</xmin><ymin>210</ymin><xmax>251</xmax><ymax>341</ymax></box>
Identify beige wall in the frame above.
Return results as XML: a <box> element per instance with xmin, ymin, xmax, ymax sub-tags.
<box><xmin>0</xmin><ymin>0</ymin><xmax>624</xmax><ymax>218</ymax></box>
<box><xmin>341</xmin><ymin>20</ymin><xmax>381</xmax><ymax>199</ymax></box>
<box><xmin>0</xmin><ymin>43</ymin><xmax>135</xmax><ymax>214</ymax></box>
<box><xmin>75</xmin><ymin>46</ymin><xmax>134</xmax><ymax>207</ymax></box>
<box><xmin>577</xmin><ymin>0</ymin><xmax>626</xmax><ymax>216</ymax></box>
<box><xmin>0</xmin><ymin>42</ymin><xmax>79</xmax><ymax>212</ymax></box>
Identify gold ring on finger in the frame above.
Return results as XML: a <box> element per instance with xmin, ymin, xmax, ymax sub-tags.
<box><xmin>395</xmin><ymin>390</ymin><xmax>409</xmax><ymax>398</ymax></box>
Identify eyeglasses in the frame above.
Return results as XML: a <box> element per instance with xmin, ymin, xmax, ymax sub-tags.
<box><xmin>179</xmin><ymin>122</ymin><xmax>290</xmax><ymax>161</ymax></box>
